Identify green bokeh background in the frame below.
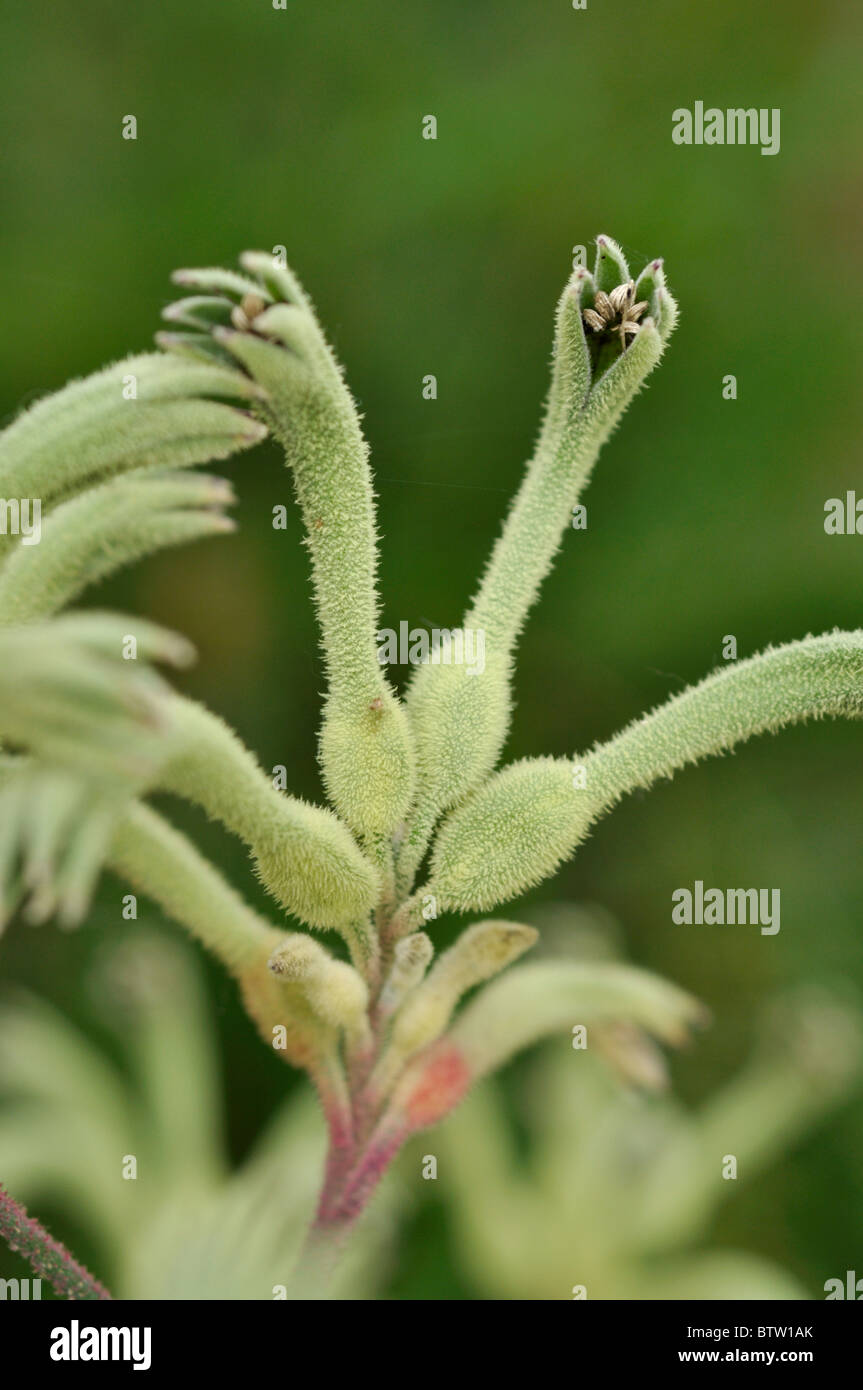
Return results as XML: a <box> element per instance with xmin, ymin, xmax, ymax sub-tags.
<box><xmin>1</xmin><ymin>0</ymin><xmax>861</xmax><ymax>1298</ymax></box>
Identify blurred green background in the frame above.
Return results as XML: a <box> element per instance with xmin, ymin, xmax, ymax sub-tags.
<box><xmin>1</xmin><ymin>0</ymin><xmax>861</xmax><ymax>1298</ymax></box>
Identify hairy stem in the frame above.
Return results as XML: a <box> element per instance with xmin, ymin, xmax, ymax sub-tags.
<box><xmin>0</xmin><ymin>1183</ymin><xmax>112</xmax><ymax>1300</ymax></box>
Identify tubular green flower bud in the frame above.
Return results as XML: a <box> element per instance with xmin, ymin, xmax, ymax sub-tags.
<box><xmin>584</xmin><ymin>630</ymin><xmax>863</xmax><ymax>814</ymax></box>
<box><xmin>377</xmin><ymin>961</ymin><xmax>704</xmax><ymax>1145</ymax></box>
<box><xmin>430</xmin><ymin>757</ymin><xmax>592</xmax><ymax>913</ymax></box>
<box><xmin>0</xmin><ymin>471</ymin><xmax>236</xmax><ymax>624</ymax></box>
<box><xmin>0</xmin><ymin>353</ymin><xmax>265</xmax><ymax>567</ymax></box>
<box><xmin>110</xmin><ymin>801</ymin><xmax>283</xmax><ymax>974</ymax></box>
<box><xmin>110</xmin><ymin>804</ymin><xmax>347</xmax><ymax>1081</ymax></box>
<box><xmin>399</xmin><ymin>238</ymin><xmax>677</xmax><ymax>888</ymax></box>
<box><xmin>431</xmin><ymin>632</ymin><xmax>863</xmax><ymax>915</ymax></box>
<box><xmin>444</xmin><ymin>961</ymin><xmax>703</xmax><ymax>1094</ymax></box>
<box><xmin>0</xmin><ymin>612</ymin><xmax>193</xmax><ymax>786</ymax></box>
<box><xmin>157</xmin><ymin>696</ymin><xmax>380</xmax><ymax>952</ymax></box>
<box><xmin>268</xmin><ymin>934</ymin><xmax>371</xmax><ymax>1051</ymax></box>
<box><xmin>162</xmin><ymin>255</ymin><xmax>416</xmax><ymax>847</ymax></box>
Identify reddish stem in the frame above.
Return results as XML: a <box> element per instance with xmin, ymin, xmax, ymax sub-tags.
<box><xmin>311</xmin><ymin>1057</ymin><xmax>357</xmax><ymax>1223</ymax></box>
<box><xmin>323</xmin><ymin>1120</ymin><xmax>407</xmax><ymax>1226</ymax></box>
<box><xmin>0</xmin><ymin>1182</ymin><xmax>112</xmax><ymax>1300</ymax></box>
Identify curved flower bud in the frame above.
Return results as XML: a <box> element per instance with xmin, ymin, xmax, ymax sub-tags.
<box><xmin>157</xmin><ymin>696</ymin><xmax>380</xmax><ymax>956</ymax></box>
<box><xmin>430</xmin><ymin>756</ymin><xmax>595</xmax><ymax>913</ymax></box>
<box><xmin>268</xmin><ymin>934</ymin><xmax>372</xmax><ymax>1053</ymax></box>
<box><xmin>0</xmin><ymin>471</ymin><xmax>236</xmax><ymax>624</ymax></box>
<box><xmin>431</xmin><ymin>631</ymin><xmax>863</xmax><ymax>914</ymax></box>
<box><xmin>160</xmin><ymin>254</ymin><xmax>416</xmax><ymax>849</ymax></box>
<box><xmin>0</xmin><ymin>611</ymin><xmax>193</xmax><ymax>785</ymax></box>
<box><xmin>0</xmin><ymin>353</ymin><xmax>265</xmax><ymax>568</ymax></box>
